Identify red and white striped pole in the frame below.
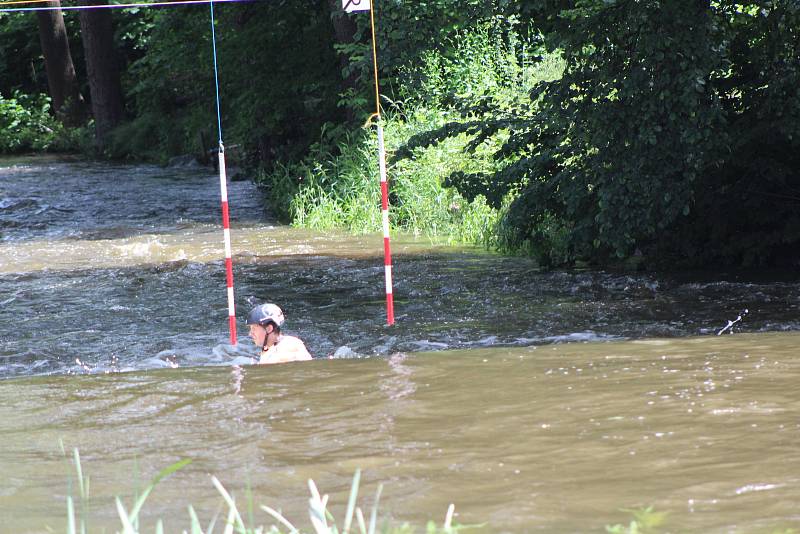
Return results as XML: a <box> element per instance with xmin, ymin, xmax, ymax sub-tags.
<box><xmin>218</xmin><ymin>143</ymin><xmax>237</xmax><ymax>344</ymax></box>
<box><xmin>366</xmin><ymin>1</ymin><xmax>394</xmax><ymax>325</ymax></box>
<box><xmin>210</xmin><ymin>2</ymin><xmax>236</xmax><ymax>344</ymax></box>
<box><xmin>345</xmin><ymin>0</ymin><xmax>394</xmax><ymax>325</ymax></box>
<box><xmin>376</xmin><ymin>123</ymin><xmax>394</xmax><ymax>325</ymax></box>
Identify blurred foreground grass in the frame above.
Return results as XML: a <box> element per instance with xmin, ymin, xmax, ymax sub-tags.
<box><xmin>62</xmin><ymin>445</ymin><xmax>467</xmax><ymax>534</ymax></box>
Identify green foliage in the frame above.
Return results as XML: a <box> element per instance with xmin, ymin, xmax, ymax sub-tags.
<box><xmin>658</xmin><ymin>1</ymin><xmax>800</xmax><ymax>267</ymax></box>
<box><xmin>0</xmin><ymin>91</ymin><xmax>87</xmax><ymax>153</ymax></box>
<box><xmin>401</xmin><ymin>1</ymin><xmax>800</xmax><ymax>267</ymax></box>
<box><xmin>605</xmin><ymin>506</ymin><xmax>667</xmax><ymax>534</ymax></box>
<box><xmin>264</xmin><ymin>112</ymin><xmax>501</xmax><ymax>246</ymax></box>
<box><xmin>339</xmin><ymin>0</ymin><xmax>527</xmax><ymax>118</ymax></box>
<box><xmin>0</xmin><ymin>10</ymin><xmax>88</xmax><ymax>108</ymax></box>
<box><xmin>399</xmin><ymin>23</ymin><xmax>560</xmax><ymax>113</ymax></box>
<box><xmin>0</xmin><ymin>12</ymin><xmax>51</xmax><ymax>94</ymax></box>
<box><xmin>258</xmin><ymin>23</ymin><xmax>550</xmax><ymax>248</ymax></box>
<box><xmin>64</xmin><ymin>453</ymin><xmax>465</xmax><ymax>534</ymax></box>
<box><xmin>114</xmin><ymin>2</ymin><xmax>344</xmax><ymax>162</ymax></box>
<box><xmin>5</xmin><ymin>0</ymin><xmax>797</xmax><ymax>268</ymax></box>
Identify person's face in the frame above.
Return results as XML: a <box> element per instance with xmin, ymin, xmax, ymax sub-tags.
<box><xmin>248</xmin><ymin>323</ymin><xmax>268</xmax><ymax>347</ymax></box>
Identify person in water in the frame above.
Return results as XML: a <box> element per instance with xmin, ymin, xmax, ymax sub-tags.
<box><xmin>246</xmin><ymin>303</ymin><xmax>312</xmax><ymax>364</ymax></box>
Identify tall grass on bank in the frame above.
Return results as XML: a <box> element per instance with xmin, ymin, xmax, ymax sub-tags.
<box><xmin>266</xmin><ymin>115</ymin><xmax>502</xmax><ymax>247</ymax></box>
<box><xmin>256</xmin><ymin>24</ymin><xmax>564</xmax><ymax>249</ymax></box>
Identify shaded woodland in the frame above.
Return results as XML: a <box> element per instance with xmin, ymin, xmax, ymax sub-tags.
<box><xmin>1</xmin><ymin>0</ymin><xmax>798</xmax><ymax>267</ymax></box>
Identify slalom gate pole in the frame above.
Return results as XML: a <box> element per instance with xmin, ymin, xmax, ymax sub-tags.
<box><xmin>210</xmin><ymin>0</ymin><xmax>237</xmax><ymax>344</ymax></box>
<box><xmin>218</xmin><ymin>144</ymin><xmax>236</xmax><ymax>345</ymax></box>
<box><xmin>369</xmin><ymin>1</ymin><xmax>394</xmax><ymax>325</ymax></box>
<box><xmin>377</xmin><ymin>124</ymin><xmax>394</xmax><ymax>325</ymax></box>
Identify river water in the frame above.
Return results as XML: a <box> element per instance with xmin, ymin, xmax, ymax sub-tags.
<box><xmin>1</xmin><ymin>157</ymin><xmax>799</xmax><ymax>532</ymax></box>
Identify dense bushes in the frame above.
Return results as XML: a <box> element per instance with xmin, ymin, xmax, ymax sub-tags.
<box><xmin>260</xmin><ymin>2</ymin><xmax>800</xmax><ymax>268</ymax></box>
<box><xmin>107</xmin><ymin>2</ymin><xmax>345</xmax><ymax>163</ymax></box>
<box><xmin>406</xmin><ymin>1</ymin><xmax>800</xmax><ymax>267</ymax></box>
<box><xmin>256</xmin><ymin>23</ymin><xmax>561</xmax><ymax>247</ymax></box>
<box><xmin>2</xmin><ymin>0</ymin><xmax>799</xmax><ymax>268</ymax></box>
<box><xmin>0</xmin><ymin>91</ymin><xmax>86</xmax><ymax>153</ymax></box>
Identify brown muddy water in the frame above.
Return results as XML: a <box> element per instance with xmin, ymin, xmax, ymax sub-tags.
<box><xmin>1</xmin><ymin>158</ymin><xmax>800</xmax><ymax>532</ymax></box>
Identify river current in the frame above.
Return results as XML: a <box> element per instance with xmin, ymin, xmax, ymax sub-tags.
<box><xmin>1</xmin><ymin>157</ymin><xmax>799</xmax><ymax>532</ymax></box>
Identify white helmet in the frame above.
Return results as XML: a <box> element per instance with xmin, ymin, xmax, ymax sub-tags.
<box><xmin>245</xmin><ymin>303</ymin><xmax>285</xmax><ymax>327</ymax></box>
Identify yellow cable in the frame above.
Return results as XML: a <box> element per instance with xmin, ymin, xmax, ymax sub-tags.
<box><xmin>0</xmin><ymin>0</ymin><xmax>55</xmax><ymax>5</ymax></box>
<box><xmin>369</xmin><ymin>1</ymin><xmax>381</xmax><ymax>120</ymax></box>
<box><xmin>363</xmin><ymin>112</ymin><xmax>379</xmax><ymax>129</ymax></box>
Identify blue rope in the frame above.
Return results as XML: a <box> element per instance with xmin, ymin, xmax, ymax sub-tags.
<box><xmin>209</xmin><ymin>0</ymin><xmax>224</xmax><ymax>147</ymax></box>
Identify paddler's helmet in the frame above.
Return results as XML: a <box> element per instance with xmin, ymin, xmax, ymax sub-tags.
<box><xmin>246</xmin><ymin>303</ymin><xmax>285</xmax><ymax>328</ymax></box>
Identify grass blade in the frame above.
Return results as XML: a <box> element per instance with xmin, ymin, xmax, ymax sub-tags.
<box><xmin>356</xmin><ymin>507</ymin><xmax>367</xmax><ymax>534</ymax></box>
<box><xmin>129</xmin><ymin>458</ymin><xmax>192</xmax><ymax>521</ymax></box>
<box><xmin>343</xmin><ymin>469</ymin><xmax>361</xmax><ymax>534</ymax></box>
<box><xmin>367</xmin><ymin>484</ymin><xmax>382</xmax><ymax>534</ymax></box>
<box><xmin>73</xmin><ymin>449</ymin><xmax>86</xmax><ymax>499</ymax></box>
<box><xmin>308</xmin><ymin>478</ymin><xmax>330</xmax><ymax>534</ymax></box>
<box><xmin>211</xmin><ymin>476</ymin><xmax>247</xmax><ymax>534</ymax></box>
<box><xmin>444</xmin><ymin>504</ymin><xmax>455</xmax><ymax>532</ymax></box>
<box><xmin>206</xmin><ymin>504</ymin><xmax>223</xmax><ymax>534</ymax></box>
<box><xmin>115</xmin><ymin>496</ymin><xmax>136</xmax><ymax>534</ymax></box>
<box><xmin>156</xmin><ymin>519</ymin><xmax>165</xmax><ymax>534</ymax></box>
<box><xmin>188</xmin><ymin>504</ymin><xmax>204</xmax><ymax>534</ymax></box>
<box><xmin>260</xmin><ymin>505</ymin><xmax>299</xmax><ymax>533</ymax></box>
<box><xmin>246</xmin><ymin>484</ymin><xmax>255</xmax><ymax>532</ymax></box>
<box><xmin>67</xmin><ymin>495</ymin><xmax>76</xmax><ymax>534</ymax></box>
<box><xmin>223</xmin><ymin>502</ymin><xmax>236</xmax><ymax>534</ymax></box>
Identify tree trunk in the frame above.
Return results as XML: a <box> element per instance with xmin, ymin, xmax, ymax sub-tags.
<box><xmin>36</xmin><ymin>0</ymin><xmax>86</xmax><ymax>126</ymax></box>
<box><xmin>79</xmin><ymin>0</ymin><xmax>124</xmax><ymax>149</ymax></box>
<box><xmin>327</xmin><ymin>0</ymin><xmax>360</xmax><ymax>118</ymax></box>
<box><xmin>328</xmin><ymin>0</ymin><xmax>358</xmax><ymax>52</ymax></box>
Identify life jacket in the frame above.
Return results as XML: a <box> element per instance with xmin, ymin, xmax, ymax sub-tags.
<box><xmin>259</xmin><ymin>334</ymin><xmax>312</xmax><ymax>364</ymax></box>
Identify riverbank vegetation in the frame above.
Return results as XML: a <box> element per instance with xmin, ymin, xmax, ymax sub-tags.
<box><xmin>260</xmin><ymin>25</ymin><xmax>564</xmax><ymax>249</ymax></box>
<box><xmin>1</xmin><ymin>1</ymin><xmax>798</xmax><ymax>268</ymax></box>
<box><xmin>0</xmin><ymin>91</ymin><xmax>88</xmax><ymax>152</ymax></box>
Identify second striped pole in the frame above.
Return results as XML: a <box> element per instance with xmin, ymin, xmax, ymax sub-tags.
<box><xmin>377</xmin><ymin>122</ymin><xmax>394</xmax><ymax>325</ymax></box>
<box><xmin>218</xmin><ymin>143</ymin><xmax>237</xmax><ymax>344</ymax></box>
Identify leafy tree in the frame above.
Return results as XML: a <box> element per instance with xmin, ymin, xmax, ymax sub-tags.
<box><xmin>337</xmin><ymin>0</ymin><xmax>522</xmax><ymax>115</ymax></box>
<box><xmin>400</xmin><ymin>0</ymin><xmax>800</xmax><ymax>267</ymax></box>
<box><xmin>115</xmin><ymin>0</ymin><xmax>345</xmax><ymax>162</ymax></box>
<box><xmin>0</xmin><ymin>12</ymin><xmax>49</xmax><ymax>94</ymax></box>
<box><xmin>664</xmin><ymin>1</ymin><xmax>800</xmax><ymax>266</ymax></box>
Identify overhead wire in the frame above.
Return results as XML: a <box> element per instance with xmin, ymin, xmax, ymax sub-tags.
<box><xmin>209</xmin><ymin>0</ymin><xmax>223</xmax><ymax>145</ymax></box>
<box><xmin>0</xmin><ymin>0</ymin><xmax>254</xmax><ymax>13</ymax></box>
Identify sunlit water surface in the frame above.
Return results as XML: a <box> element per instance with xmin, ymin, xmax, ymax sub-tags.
<box><xmin>1</xmin><ymin>158</ymin><xmax>799</xmax><ymax>532</ymax></box>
